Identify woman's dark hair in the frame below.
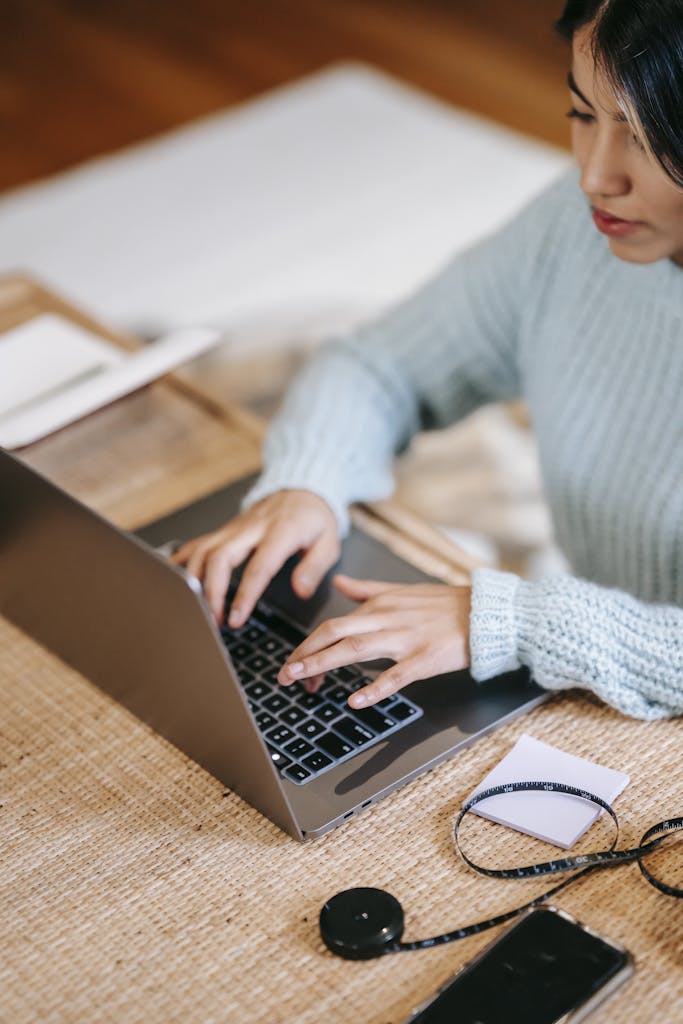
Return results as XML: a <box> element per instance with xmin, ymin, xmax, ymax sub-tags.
<box><xmin>555</xmin><ymin>0</ymin><xmax>683</xmax><ymax>186</ymax></box>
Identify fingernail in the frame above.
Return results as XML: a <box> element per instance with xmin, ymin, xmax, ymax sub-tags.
<box><xmin>350</xmin><ymin>692</ymin><xmax>368</xmax><ymax>708</ymax></box>
<box><xmin>298</xmin><ymin>576</ymin><xmax>313</xmax><ymax>596</ymax></box>
<box><xmin>286</xmin><ymin>661</ymin><xmax>304</xmax><ymax>677</ymax></box>
<box><xmin>228</xmin><ymin>608</ymin><xmax>243</xmax><ymax>628</ymax></box>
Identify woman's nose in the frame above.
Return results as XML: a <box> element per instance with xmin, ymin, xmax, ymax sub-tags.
<box><xmin>579</xmin><ymin>132</ymin><xmax>631</xmax><ymax>199</ymax></box>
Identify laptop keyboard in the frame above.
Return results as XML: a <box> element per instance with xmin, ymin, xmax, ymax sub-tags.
<box><xmin>220</xmin><ymin>595</ymin><xmax>423</xmax><ymax>786</ymax></box>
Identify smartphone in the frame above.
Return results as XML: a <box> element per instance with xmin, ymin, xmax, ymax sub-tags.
<box><xmin>402</xmin><ymin>906</ymin><xmax>633</xmax><ymax>1024</ymax></box>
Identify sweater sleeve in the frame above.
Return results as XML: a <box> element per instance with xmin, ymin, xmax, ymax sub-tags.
<box><xmin>470</xmin><ymin>567</ymin><xmax>683</xmax><ymax>720</ymax></box>
<box><xmin>242</xmin><ymin>173</ymin><xmax>569</xmax><ymax>533</ymax></box>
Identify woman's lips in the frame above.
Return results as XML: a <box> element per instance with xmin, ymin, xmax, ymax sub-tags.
<box><xmin>592</xmin><ymin>207</ymin><xmax>645</xmax><ymax>238</ymax></box>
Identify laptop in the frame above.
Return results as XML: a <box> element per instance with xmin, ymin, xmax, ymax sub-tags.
<box><xmin>0</xmin><ymin>448</ymin><xmax>548</xmax><ymax>839</ymax></box>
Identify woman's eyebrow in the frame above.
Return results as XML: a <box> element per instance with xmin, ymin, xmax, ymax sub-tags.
<box><xmin>568</xmin><ymin>69</ymin><xmax>629</xmax><ymax>124</ymax></box>
<box><xmin>567</xmin><ymin>70</ymin><xmax>594</xmax><ymax>108</ymax></box>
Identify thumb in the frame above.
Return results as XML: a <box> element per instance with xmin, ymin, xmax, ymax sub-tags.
<box><xmin>333</xmin><ymin>574</ymin><xmax>395</xmax><ymax>601</ymax></box>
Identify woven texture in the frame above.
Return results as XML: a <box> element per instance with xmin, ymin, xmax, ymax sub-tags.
<box><xmin>2</xmin><ymin>614</ymin><xmax>681</xmax><ymax>1024</ymax></box>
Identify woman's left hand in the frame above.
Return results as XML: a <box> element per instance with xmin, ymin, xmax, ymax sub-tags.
<box><xmin>277</xmin><ymin>574</ymin><xmax>471</xmax><ymax>709</ymax></box>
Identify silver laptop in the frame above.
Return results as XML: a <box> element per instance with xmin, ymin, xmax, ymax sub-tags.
<box><xmin>0</xmin><ymin>448</ymin><xmax>548</xmax><ymax>839</ymax></box>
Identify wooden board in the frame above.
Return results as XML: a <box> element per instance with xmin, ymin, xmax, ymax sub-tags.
<box><xmin>0</xmin><ymin>274</ymin><xmax>262</xmax><ymax>529</ymax></box>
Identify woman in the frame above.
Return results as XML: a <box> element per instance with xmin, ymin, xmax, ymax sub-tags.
<box><xmin>174</xmin><ymin>0</ymin><xmax>683</xmax><ymax>720</ymax></box>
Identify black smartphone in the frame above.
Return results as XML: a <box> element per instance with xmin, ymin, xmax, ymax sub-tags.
<box><xmin>402</xmin><ymin>906</ymin><xmax>633</xmax><ymax>1024</ymax></box>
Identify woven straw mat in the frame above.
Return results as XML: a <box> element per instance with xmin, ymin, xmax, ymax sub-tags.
<box><xmin>1</xmin><ymin>615</ymin><xmax>682</xmax><ymax>1023</ymax></box>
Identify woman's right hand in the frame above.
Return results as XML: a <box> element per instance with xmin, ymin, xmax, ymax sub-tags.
<box><xmin>171</xmin><ymin>489</ymin><xmax>341</xmax><ymax>628</ymax></box>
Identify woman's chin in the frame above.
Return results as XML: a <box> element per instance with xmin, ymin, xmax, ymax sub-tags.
<box><xmin>607</xmin><ymin>236</ymin><xmax>673</xmax><ymax>265</ymax></box>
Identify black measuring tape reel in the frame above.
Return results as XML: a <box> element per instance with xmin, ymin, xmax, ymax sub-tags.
<box><xmin>319</xmin><ymin>781</ymin><xmax>683</xmax><ymax>960</ymax></box>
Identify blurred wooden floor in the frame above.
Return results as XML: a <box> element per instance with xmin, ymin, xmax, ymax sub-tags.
<box><xmin>1</xmin><ymin>0</ymin><xmax>571</xmax><ymax>193</ymax></box>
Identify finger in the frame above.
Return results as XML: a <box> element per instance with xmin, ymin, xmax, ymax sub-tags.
<box><xmin>278</xmin><ymin>630</ymin><xmax>405</xmax><ymax>686</ymax></box>
<box><xmin>185</xmin><ymin>537</ymin><xmax>221</xmax><ymax>581</ymax></box>
<box><xmin>283</xmin><ymin>612</ymin><xmax>383</xmax><ymax>666</ymax></box>
<box><xmin>333</xmin><ymin>574</ymin><xmax>399</xmax><ymax>601</ymax></box>
<box><xmin>348</xmin><ymin>654</ymin><xmax>427</xmax><ymax>709</ymax></box>
<box><xmin>291</xmin><ymin>533</ymin><xmax>340</xmax><ymax>599</ymax></box>
<box><xmin>202</xmin><ymin>548</ymin><xmax>237</xmax><ymax>624</ymax></box>
<box><xmin>228</xmin><ymin>528</ymin><xmax>300</xmax><ymax>628</ymax></box>
<box><xmin>184</xmin><ymin>526</ymin><xmax>251</xmax><ymax>585</ymax></box>
<box><xmin>171</xmin><ymin>533</ymin><xmax>211</xmax><ymax>567</ymax></box>
<box><xmin>303</xmin><ymin>674</ymin><xmax>325</xmax><ymax>693</ymax></box>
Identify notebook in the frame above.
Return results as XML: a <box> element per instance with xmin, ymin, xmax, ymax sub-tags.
<box><xmin>467</xmin><ymin>734</ymin><xmax>630</xmax><ymax>849</ymax></box>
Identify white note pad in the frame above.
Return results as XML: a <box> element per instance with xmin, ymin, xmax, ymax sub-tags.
<box><xmin>0</xmin><ymin>313</ymin><xmax>123</xmax><ymax>418</ymax></box>
<box><xmin>467</xmin><ymin>734</ymin><xmax>629</xmax><ymax>850</ymax></box>
<box><xmin>0</xmin><ymin>313</ymin><xmax>221</xmax><ymax>448</ymax></box>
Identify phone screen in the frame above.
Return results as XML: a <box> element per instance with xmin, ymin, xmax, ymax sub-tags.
<box><xmin>410</xmin><ymin>908</ymin><xmax>630</xmax><ymax>1024</ymax></box>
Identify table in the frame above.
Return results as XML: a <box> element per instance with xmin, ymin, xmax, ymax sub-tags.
<box><xmin>1</xmin><ymin>277</ymin><xmax>681</xmax><ymax>1023</ymax></box>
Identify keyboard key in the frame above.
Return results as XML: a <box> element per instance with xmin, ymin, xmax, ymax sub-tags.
<box><xmin>267</xmin><ymin>745</ymin><xmax>292</xmax><ymax>771</ymax></box>
<box><xmin>265</xmin><ymin>724</ymin><xmax>295</xmax><ymax>746</ymax></box>
<box><xmin>229</xmin><ymin>641</ymin><xmax>254</xmax><ymax>661</ymax></box>
<box><xmin>388</xmin><ymin>701</ymin><xmax>419</xmax><ymax>722</ymax></box>
<box><xmin>262</xmin><ymin>693</ymin><xmax>289</xmax><ymax>713</ymax></box>
<box><xmin>335</xmin><ymin>666</ymin><xmax>362</xmax><ymax>684</ymax></box>
<box><xmin>334</xmin><ymin>716</ymin><xmax>375</xmax><ymax>746</ymax></box>
<box><xmin>253</xmin><ymin>605</ymin><xmax>304</xmax><ymax>648</ymax></box>
<box><xmin>244</xmin><ymin>654</ymin><xmax>272</xmax><ymax>674</ymax></box>
<box><xmin>302</xmin><ymin>751</ymin><xmax>333</xmax><ymax>773</ymax></box>
<box><xmin>327</xmin><ymin>685</ymin><xmax>352</xmax><ymax>705</ymax></box>
<box><xmin>270</xmin><ymin>622</ymin><xmax>305</xmax><ymax>650</ymax></box>
<box><xmin>377</xmin><ymin>694</ymin><xmax>398</xmax><ymax>708</ymax></box>
<box><xmin>297</xmin><ymin>718</ymin><xmax>326</xmax><ymax>739</ymax></box>
<box><xmin>238</xmin><ymin>668</ymin><xmax>257</xmax><ymax>685</ymax></box>
<box><xmin>351</xmin><ymin>707</ymin><xmax>395</xmax><ymax>733</ymax></box>
<box><xmin>284</xmin><ymin>763</ymin><xmax>313</xmax><ymax>784</ymax></box>
<box><xmin>261</xmin><ymin>636</ymin><xmax>285</xmax><ymax>656</ymax></box>
<box><xmin>245</xmin><ymin>681</ymin><xmax>270</xmax><ymax>701</ymax></box>
<box><xmin>316</xmin><ymin>702</ymin><xmax>342</xmax><ymax>723</ymax></box>
<box><xmin>243</xmin><ymin>626</ymin><xmax>263</xmax><ymax>644</ymax></box>
<box><xmin>280</xmin><ymin>705</ymin><xmax>308</xmax><ymax>727</ymax></box>
<box><xmin>295</xmin><ymin>691</ymin><xmax>324</xmax><ymax>710</ymax></box>
<box><xmin>256</xmin><ymin>711</ymin><xmax>277</xmax><ymax>731</ymax></box>
<box><xmin>284</xmin><ymin>738</ymin><xmax>315</xmax><ymax>759</ymax></box>
<box><xmin>317</xmin><ymin>732</ymin><xmax>353</xmax><ymax>759</ymax></box>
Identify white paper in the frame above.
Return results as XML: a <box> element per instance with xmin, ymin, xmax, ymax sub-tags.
<box><xmin>467</xmin><ymin>734</ymin><xmax>629</xmax><ymax>850</ymax></box>
<box><xmin>0</xmin><ymin>313</ymin><xmax>122</xmax><ymax>417</ymax></box>
<box><xmin>0</xmin><ymin>313</ymin><xmax>223</xmax><ymax>449</ymax></box>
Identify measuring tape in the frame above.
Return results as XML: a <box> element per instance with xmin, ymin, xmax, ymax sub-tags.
<box><xmin>320</xmin><ymin>781</ymin><xmax>683</xmax><ymax>959</ymax></box>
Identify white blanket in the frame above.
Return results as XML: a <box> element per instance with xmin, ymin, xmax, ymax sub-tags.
<box><xmin>0</xmin><ymin>63</ymin><xmax>567</xmax><ymax>344</ymax></box>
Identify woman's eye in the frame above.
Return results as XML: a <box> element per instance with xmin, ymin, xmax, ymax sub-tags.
<box><xmin>566</xmin><ymin>108</ymin><xmax>594</xmax><ymax>124</ymax></box>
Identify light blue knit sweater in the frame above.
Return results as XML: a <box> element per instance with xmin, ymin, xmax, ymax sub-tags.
<box><xmin>243</xmin><ymin>169</ymin><xmax>683</xmax><ymax>721</ymax></box>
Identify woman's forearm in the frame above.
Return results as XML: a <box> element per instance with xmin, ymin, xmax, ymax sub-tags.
<box><xmin>470</xmin><ymin>567</ymin><xmax>683</xmax><ymax>720</ymax></box>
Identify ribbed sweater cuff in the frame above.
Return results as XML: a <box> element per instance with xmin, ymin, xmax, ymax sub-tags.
<box><xmin>470</xmin><ymin>567</ymin><xmax>524</xmax><ymax>680</ymax></box>
<box><xmin>240</xmin><ymin>452</ymin><xmax>352</xmax><ymax>536</ymax></box>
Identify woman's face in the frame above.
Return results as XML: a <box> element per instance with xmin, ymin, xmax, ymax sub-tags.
<box><xmin>570</xmin><ymin>25</ymin><xmax>683</xmax><ymax>267</ymax></box>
